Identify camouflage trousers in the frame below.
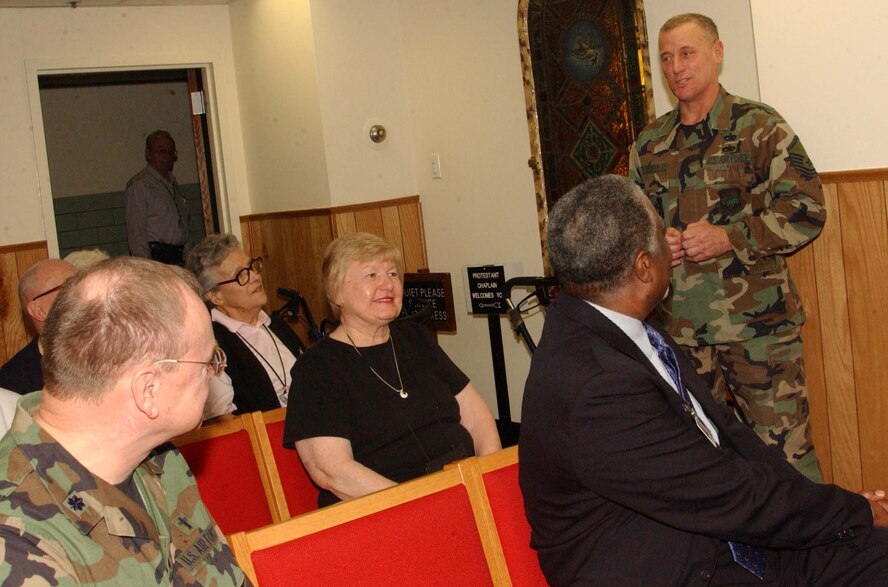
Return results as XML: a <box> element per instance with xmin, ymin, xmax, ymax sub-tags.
<box><xmin>682</xmin><ymin>326</ymin><xmax>823</xmax><ymax>483</ymax></box>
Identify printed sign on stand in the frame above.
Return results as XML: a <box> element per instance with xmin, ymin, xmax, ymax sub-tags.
<box><xmin>466</xmin><ymin>265</ymin><xmax>506</xmax><ymax>315</ymax></box>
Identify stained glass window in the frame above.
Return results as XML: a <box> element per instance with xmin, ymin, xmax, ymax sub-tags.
<box><xmin>527</xmin><ymin>0</ymin><xmax>648</xmax><ymax>211</ymax></box>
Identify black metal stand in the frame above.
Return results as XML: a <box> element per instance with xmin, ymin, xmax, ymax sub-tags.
<box><xmin>484</xmin><ymin>275</ymin><xmax>558</xmax><ymax>448</ymax></box>
<box><xmin>488</xmin><ymin>314</ymin><xmax>520</xmax><ymax>447</ymax></box>
<box><xmin>273</xmin><ymin>289</ymin><xmax>323</xmax><ymax>343</ymax></box>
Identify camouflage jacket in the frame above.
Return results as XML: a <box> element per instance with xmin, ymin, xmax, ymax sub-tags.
<box><xmin>628</xmin><ymin>86</ymin><xmax>825</xmax><ymax>346</ymax></box>
<box><xmin>0</xmin><ymin>392</ymin><xmax>247</xmax><ymax>586</ymax></box>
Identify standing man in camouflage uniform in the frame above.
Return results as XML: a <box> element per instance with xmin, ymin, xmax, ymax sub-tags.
<box><xmin>628</xmin><ymin>13</ymin><xmax>825</xmax><ymax>481</ymax></box>
<box><xmin>0</xmin><ymin>257</ymin><xmax>247</xmax><ymax>585</ymax></box>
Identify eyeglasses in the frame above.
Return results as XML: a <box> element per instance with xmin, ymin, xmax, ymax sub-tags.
<box><xmin>153</xmin><ymin>345</ymin><xmax>227</xmax><ymax>378</ymax></box>
<box><xmin>32</xmin><ymin>280</ymin><xmax>69</xmax><ymax>302</ymax></box>
<box><xmin>151</xmin><ymin>147</ymin><xmax>178</xmax><ymax>158</ymax></box>
<box><xmin>217</xmin><ymin>257</ymin><xmax>263</xmax><ymax>287</ymax></box>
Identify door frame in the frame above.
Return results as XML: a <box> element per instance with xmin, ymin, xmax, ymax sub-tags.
<box><xmin>26</xmin><ymin>54</ymin><xmax>236</xmax><ymax>257</ymax></box>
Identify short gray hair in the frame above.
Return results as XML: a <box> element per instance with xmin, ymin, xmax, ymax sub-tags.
<box><xmin>186</xmin><ymin>233</ymin><xmax>242</xmax><ymax>297</ymax></box>
<box><xmin>42</xmin><ymin>257</ymin><xmax>201</xmax><ymax>400</ymax></box>
<box><xmin>18</xmin><ymin>259</ymin><xmax>72</xmax><ymax>306</ymax></box>
<box><xmin>146</xmin><ymin>129</ymin><xmax>174</xmax><ymax>150</ymax></box>
<box><xmin>547</xmin><ymin>174</ymin><xmax>660</xmax><ymax>298</ymax></box>
<box><xmin>18</xmin><ymin>261</ymin><xmax>44</xmax><ymax>306</ymax></box>
<box><xmin>661</xmin><ymin>13</ymin><xmax>719</xmax><ymax>43</ymax></box>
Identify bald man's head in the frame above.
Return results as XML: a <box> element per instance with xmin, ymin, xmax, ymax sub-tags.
<box><xmin>19</xmin><ymin>259</ymin><xmax>77</xmax><ymax>335</ymax></box>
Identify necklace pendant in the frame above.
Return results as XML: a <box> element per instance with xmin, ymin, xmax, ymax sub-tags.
<box><xmin>398</xmin><ymin>389</ymin><xmax>409</xmax><ymax>399</ymax></box>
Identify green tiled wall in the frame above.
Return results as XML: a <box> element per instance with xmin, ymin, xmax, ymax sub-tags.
<box><xmin>54</xmin><ymin>183</ymin><xmax>207</xmax><ymax>258</ymax></box>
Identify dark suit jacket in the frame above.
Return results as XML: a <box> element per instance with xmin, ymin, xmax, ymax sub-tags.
<box><xmin>0</xmin><ymin>337</ymin><xmax>42</xmax><ymax>395</ymax></box>
<box><xmin>519</xmin><ymin>294</ymin><xmax>873</xmax><ymax>586</ymax></box>
<box><xmin>213</xmin><ymin>316</ymin><xmax>305</xmax><ymax>414</ymax></box>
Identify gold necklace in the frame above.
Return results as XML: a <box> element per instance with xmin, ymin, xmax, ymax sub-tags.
<box><xmin>344</xmin><ymin>330</ymin><xmax>408</xmax><ymax>399</ymax></box>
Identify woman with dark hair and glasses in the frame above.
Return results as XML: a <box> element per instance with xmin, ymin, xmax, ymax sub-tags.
<box><xmin>186</xmin><ymin>234</ymin><xmax>305</xmax><ymax>417</ymax></box>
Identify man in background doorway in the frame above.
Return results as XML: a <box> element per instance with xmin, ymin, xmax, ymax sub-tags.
<box><xmin>124</xmin><ymin>130</ymin><xmax>192</xmax><ymax>265</ymax></box>
<box><xmin>0</xmin><ymin>259</ymin><xmax>76</xmax><ymax>394</ymax></box>
<box><xmin>628</xmin><ymin>13</ymin><xmax>825</xmax><ymax>481</ymax></box>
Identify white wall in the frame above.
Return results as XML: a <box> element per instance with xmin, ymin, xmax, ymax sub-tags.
<box><xmin>311</xmin><ymin>0</ymin><xmax>418</xmax><ymax>205</ymax></box>
<box><xmin>399</xmin><ymin>0</ymin><xmax>544</xmax><ymax>420</ymax></box>
<box><xmin>228</xmin><ymin>0</ymin><xmax>331</xmax><ymax>212</ymax></box>
<box><xmin>40</xmin><ymin>82</ymin><xmax>199</xmax><ymax>197</ymax></box>
<box><xmin>225</xmin><ymin>0</ymin><xmax>540</xmax><ymax>418</ymax></box>
<box><xmin>0</xmin><ymin>6</ymin><xmax>249</xmax><ymax>249</ymax></box>
<box><xmin>642</xmin><ymin>1</ymin><xmax>759</xmax><ymax>116</ymax></box>
<box><xmin>750</xmin><ymin>0</ymin><xmax>888</xmax><ymax>171</ymax></box>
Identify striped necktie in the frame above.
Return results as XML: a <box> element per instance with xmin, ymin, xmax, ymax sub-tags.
<box><xmin>643</xmin><ymin>323</ymin><xmax>766</xmax><ymax>580</ymax></box>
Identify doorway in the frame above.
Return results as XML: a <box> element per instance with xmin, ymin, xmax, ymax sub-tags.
<box><xmin>38</xmin><ymin>68</ymin><xmax>219</xmax><ymax>258</ymax></box>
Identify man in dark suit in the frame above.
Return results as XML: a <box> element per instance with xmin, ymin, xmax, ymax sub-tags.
<box><xmin>0</xmin><ymin>259</ymin><xmax>76</xmax><ymax>394</ymax></box>
<box><xmin>519</xmin><ymin>174</ymin><xmax>888</xmax><ymax>586</ymax></box>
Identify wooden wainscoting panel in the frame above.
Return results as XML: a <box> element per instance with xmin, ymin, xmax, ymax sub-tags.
<box><xmin>333</xmin><ymin>212</ymin><xmax>357</xmax><ymax>237</ymax></box>
<box><xmin>0</xmin><ymin>253</ymin><xmax>21</xmax><ymax>365</ymax></box>
<box><xmin>0</xmin><ymin>241</ymin><xmax>48</xmax><ymax>366</ymax></box>
<box><xmin>246</xmin><ymin>214</ymin><xmax>335</xmax><ymax>340</ymax></box>
<box><xmin>354</xmin><ymin>208</ymin><xmax>385</xmax><ymax>236</ymax></box>
<box><xmin>397</xmin><ymin>201</ymin><xmax>428</xmax><ymax>271</ymax></box>
<box><xmin>810</xmin><ymin>184</ymin><xmax>859</xmax><ymax>489</ymax></box>
<box><xmin>290</xmin><ymin>214</ymin><xmax>334</xmax><ymax>328</ymax></box>
<box><xmin>785</xmin><ymin>245</ymin><xmax>831</xmax><ymax>483</ymax></box>
<box><xmin>239</xmin><ymin>197</ymin><xmax>427</xmax><ymax>342</ymax></box>
<box><xmin>838</xmin><ymin>180</ymin><xmax>888</xmax><ymax>490</ymax></box>
<box><xmin>381</xmin><ymin>205</ymin><xmax>405</xmax><ymax>255</ymax></box>
<box><xmin>240</xmin><ymin>217</ymin><xmax>255</xmax><ymax>256</ymax></box>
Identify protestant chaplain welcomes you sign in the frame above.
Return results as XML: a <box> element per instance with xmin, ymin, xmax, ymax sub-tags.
<box><xmin>465</xmin><ymin>265</ymin><xmax>506</xmax><ymax>315</ymax></box>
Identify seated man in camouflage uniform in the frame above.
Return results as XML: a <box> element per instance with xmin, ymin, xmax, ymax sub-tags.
<box><xmin>0</xmin><ymin>257</ymin><xmax>247</xmax><ymax>586</ymax></box>
<box><xmin>629</xmin><ymin>13</ymin><xmax>824</xmax><ymax>481</ymax></box>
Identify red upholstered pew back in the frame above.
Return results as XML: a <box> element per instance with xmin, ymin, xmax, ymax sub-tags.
<box><xmin>252</xmin><ymin>485</ymin><xmax>492</xmax><ymax>585</ymax></box>
<box><xmin>172</xmin><ymin>409</ymin><xmax>324</xmax><ymax>538</ymax></box>
<box><xmin>230</xmin><ymin>466</ymin><xmax>502</xmax><ymax>585</ymax></box>
<box><xmin>479</xmin><ymin>454</ymin><xmax>547</xmax><ymax>586</ymax></box>
<box><xmin>174</xmin><ymin>415</ymin><xmax>277</xmax><ymax>535</ymax></box>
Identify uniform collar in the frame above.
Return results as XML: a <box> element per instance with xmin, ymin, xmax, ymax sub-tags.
<box><xmin>652</xmin><ymin>85</ymin><xmax>734</xmax><ymax>153</ymax></box>
<box><xmin>9</xmin><ymin>391</ymin><xmax>163</xmax><ymax>540</ymax></box>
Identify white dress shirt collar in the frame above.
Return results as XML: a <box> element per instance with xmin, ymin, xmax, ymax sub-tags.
<box><xmin>586</xmin><ymin>301</ymin><xmax>720</xmax><ymax>446</ymax></box>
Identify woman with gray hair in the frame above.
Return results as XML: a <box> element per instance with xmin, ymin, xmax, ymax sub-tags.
<box><xmin>283</xmin><ymin>232</ymin><xmax>500</xmax><ymax>507</ymax></box>
<box><xmin>186</xmin><ymin>234</ymin><xmax>305</xmax><ymax>417</ymax></box>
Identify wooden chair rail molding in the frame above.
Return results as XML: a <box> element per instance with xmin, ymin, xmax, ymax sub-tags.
<box><xmin>239</xmin><ymin>195</ymin><xmax>428</xmax><ymax>343</ymax></box>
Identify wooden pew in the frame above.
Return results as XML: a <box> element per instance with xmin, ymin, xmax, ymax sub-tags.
<box><xmin>173</xmin><ymin>413</ymin><xmax>281</xmax><ymax>535</ymax></box>
<box><xmin>249</xmin><ymin>407</ymin><xmax>320</xmax><ymax>519</ymax></box>
<box><xmin>457</xmin><ymin>447</ymin><xmax>546</xmax><ymax>586</ymax></box>
<box><xmin>228</xmin><ymin>465</ymin><xmax>511</xmax><ymax>586</ymax></box>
